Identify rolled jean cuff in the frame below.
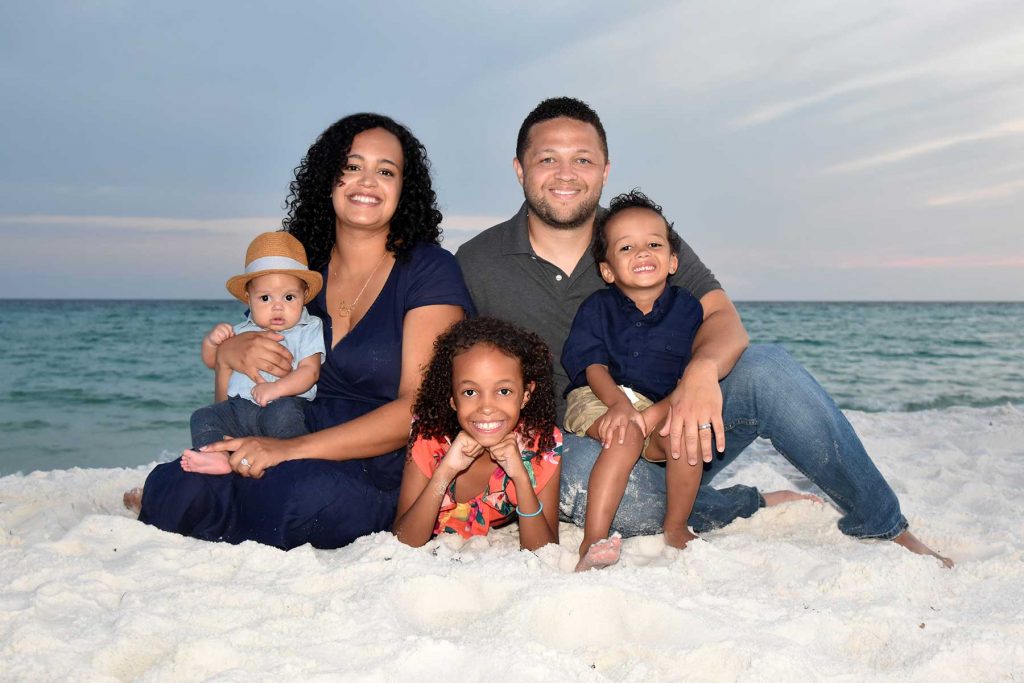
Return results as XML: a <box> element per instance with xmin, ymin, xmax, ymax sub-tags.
<box><xmin>859</xmin><ymin>515</ymin><xmax>909</xmax><ymax>541</ymax></box>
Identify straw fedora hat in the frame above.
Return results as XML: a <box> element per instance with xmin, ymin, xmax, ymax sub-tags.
<box><xmin>225</xmin><ymin>232</ymin><xmax>323</xmax><ymax>304</ymax></box>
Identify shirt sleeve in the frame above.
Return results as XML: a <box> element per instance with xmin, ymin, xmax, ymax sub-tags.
<box><xmin>560</xmin><ymin>293</ymin><xmax>611</xmax><ymax>390</ymax></box>
<box><xmin>670</xmin><ymin>237</ymin><xmax>721</xmax><ymax>300</ymax></box>
<box><xmin>408</xmin><ymin>435</ymin><xmax>445</xmax><ymax>479</ymax></box>
<box><xmin>405</xmin><ymin>245</ymin><xmax>477</xmax><ymax>315</ymax></box>
<box><xmin>296</xmin><ymin>317</ymin><xmax>326</xmax><ymax>364</ymax></box>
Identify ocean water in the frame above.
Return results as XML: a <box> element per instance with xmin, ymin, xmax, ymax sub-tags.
<box><xmin>1</xmin><ymin>300</ymin><xmax>1021</xmax><ymax>476</ymax></box>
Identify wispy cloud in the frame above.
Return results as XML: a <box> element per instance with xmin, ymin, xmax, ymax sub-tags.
<box><xmin>0</xmin><ymin>214</ymin><xmax>280</xmax><ymax>233</ymax></box>
<box><xmin>839</xmin><ymin>255</ymin><xmax>1024</xmax><ymax>269</ymax></box>
<box><xmin>824</xmin><ymin>119</ymin><xmax>1024</xmax><ymax>174</ymax></box>
<box><xmin>925</xmin><ymin>178</ymin><xmax>1024</xmax><ymax>207</ymax></box>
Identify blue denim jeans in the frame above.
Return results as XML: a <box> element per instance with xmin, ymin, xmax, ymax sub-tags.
<box><xmin>190</xmin><ymin>396</ymin><xmax>309</xmax><ymax>449</ymax></box>
<box><xmin>558</xmin><ymin>344</ymin><xmax>908</xmax><ymax>540</ymax></box>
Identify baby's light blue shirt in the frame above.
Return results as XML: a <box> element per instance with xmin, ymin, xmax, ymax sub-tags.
<box><xmin>226</xmin><ymin>308</ymin><xmax>326</xmax><ymax>404</ymax></box>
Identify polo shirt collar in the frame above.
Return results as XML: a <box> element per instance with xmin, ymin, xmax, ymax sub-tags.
<box><xmin>609</xmin><ymin>283</ymin><xmax>673</xmax><ymax>323</ymax></box>
<box><xmin>501</xmin><ymin>203</ymin><xmax>534</xmax><ymax>255</ymax></box>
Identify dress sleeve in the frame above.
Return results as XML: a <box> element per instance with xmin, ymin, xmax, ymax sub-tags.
<box><xmin>669</xmin><ymin>237</ymin><xmax>721</xmax><ymax>300</ymax></box>
<box><xmin>524</xmin><ymin>427</ymin><xmax>563</xmax><ymax>496</ymax></box>
<box><xmin>560</xmin><ymin>293</ymin><xmax>611</xmax><ymax>389</ymax></box>
<box><xmin>408</xmin><ymin>435</ymin><xmax>446</xmax><ymax>479</ymax></box>
<box><xmin>405</xmin><ymin>245</ymin><xmax>476</xmax><ymax>315</ymax></box>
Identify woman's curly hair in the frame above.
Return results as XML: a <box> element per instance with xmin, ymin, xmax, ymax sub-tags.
<box><xmin>282</xmin><ymin>112</ymin><xmax>443</xmax><ymax>270</ymax></box>
<box><xmin>411</xmin><ymin>317</ymin><xmax>558</xmax><ymax>452</ymax></box>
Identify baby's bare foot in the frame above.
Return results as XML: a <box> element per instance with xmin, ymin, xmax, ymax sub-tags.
<box><xmin>123</xmin><ymin>487</ymin><xmax>143</xmax><ymax>514</ymax></box>
<box><xmin>575</xmin><ymin>534</ymin><xmax>622</xmax><ymax>572</ymax></box>
<box><xmin>893</xmin><ymin>530</ymin><xmax>954</xmax><ymax>568</ymax></box>
<box><xmin>181</xmin><ymin>449</ymin><xmax>232</xmax><ymax>475</ymax></box>
<box><xmin>663</xmin><ymin>525</ymin><xmax>698</xmax><ymax>550</ymax></box>
<box><xmin>762</xmin><ymin>490</ymin><xmax>823</xmax><ymax>507</ymax></box>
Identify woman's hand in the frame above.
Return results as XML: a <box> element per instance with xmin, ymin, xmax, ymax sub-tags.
<box><xmin>440</xmin><ymin>431</ymin><xmax>484</xmax><ymax>473</ymax></box>
<box><xmin>201</xmin><ymin>436</ymin><xmax>293</xmax><ymax>479</ymax></box>
<box><xmin>214</xmin><ymin>330</ymin><xmax>293</xmax><ymax>382</ymax></box>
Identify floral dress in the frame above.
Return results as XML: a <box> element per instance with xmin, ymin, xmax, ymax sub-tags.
<box><xmin>408</xmin><ymin>427</ymin><xmax>562</xmax><ymax>538</ymax></box>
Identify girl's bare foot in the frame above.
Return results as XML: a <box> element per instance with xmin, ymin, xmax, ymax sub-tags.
<box><xmin>893</xmin><ymin>530</ymin><xmax>954</xmax><ymax>568</ymax></box>
<box><xmin>575</xmin><ymin>534</ymin><xmax>622</xmax><ymax>572</ymax></box>
<box><xmin>762</xmin><ymin>490</ymin><xmax>823</xmax><ymax>506</ymax></box>
<box><xmin>663</xmin><ymin>525</ymin><xmax>698</xmax><ymax>550</ymax></box>
<box><xmin>123</xmin><ymin>487</ymin><xmax>143</xmax><ymax>514</ymax></box>
<box><xmin>180</xmin><ymin>449</ymin><xmax>232</xmax><ymax>475</ymax></box>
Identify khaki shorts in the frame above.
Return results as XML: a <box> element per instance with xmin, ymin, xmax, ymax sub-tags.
<box><xmin>564</xmin><ymin>386</ymin><xmax>662</xmax><ymax>462</ymax></box>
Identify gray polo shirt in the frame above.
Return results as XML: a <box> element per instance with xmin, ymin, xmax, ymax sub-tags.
<box><xmin>455</xmin><ymin>203</ymin><xmax>721</xmax><ymax>418</ymax></box>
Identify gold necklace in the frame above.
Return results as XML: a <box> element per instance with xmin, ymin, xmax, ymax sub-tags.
<box><xmin>331</xmin><ymin>252</ymin><xmax>388</xmax><ymax>317</ymax></box>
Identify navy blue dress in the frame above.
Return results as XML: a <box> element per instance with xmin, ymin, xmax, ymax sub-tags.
<box><xmin>139</xmin><ymin>243</ymin><xmax>474</xmax><ymax>549</ymax></box>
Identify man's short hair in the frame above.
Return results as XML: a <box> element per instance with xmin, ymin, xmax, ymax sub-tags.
<box><xmin>516</xmin><ymin>96</ymin><xmax>609</xmax><ymax>163</ymax></box>
<box><xmin>592</xmin><ymin>189</ymin><xmax>683</xmax><ymax>264</ymax></box>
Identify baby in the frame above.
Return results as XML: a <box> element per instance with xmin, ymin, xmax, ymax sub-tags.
<box><xmin>182</xmin><ymin>231</ymin><xmax>326</xmax><ymax>475</ymax></box>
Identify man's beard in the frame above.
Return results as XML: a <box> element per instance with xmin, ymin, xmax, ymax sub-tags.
<box><xmin>524</xmin><ymin>189</ymin><xmax>601</xmax><ymax>231</ymax></box>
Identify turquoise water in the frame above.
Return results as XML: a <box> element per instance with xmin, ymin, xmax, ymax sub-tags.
<box><xmin>1</xmin><ymin>300</ymin><xmax>1022</xmax><ymax>475</ymax></box>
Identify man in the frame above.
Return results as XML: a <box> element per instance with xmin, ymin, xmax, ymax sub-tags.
<box><xmin>456</xmin><ymin>97</ymin><xmax>950</xmax><ymax>565</ymax></box>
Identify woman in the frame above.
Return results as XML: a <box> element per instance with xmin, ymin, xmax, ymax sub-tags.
<box><xmin>136</xmin><ymin>113</ymin><xmax>473</xmax><ymax>549</ymax></box>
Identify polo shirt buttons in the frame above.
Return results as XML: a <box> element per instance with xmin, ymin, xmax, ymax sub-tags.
<box><xmin>632</xmin><ymin>351</ymin><xmax>639</xmax><ymax>357</ymax></box>
<box><xmin>635</xmin><ymin>321</ymin><xmax>642</xmax><ymax>327</ymax></box>
<box><xmin>555</xmin><ymin>274</ymin><xmax>563</xmax><ymax>281</ymax></box>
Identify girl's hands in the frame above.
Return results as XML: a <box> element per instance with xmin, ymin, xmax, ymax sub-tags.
<box><xmin>486</xmin><ymin>432</ymin><xmax>527</xmax><ymax>480</ymax></box>
<box><xmin>440</xmin><ymin>431</ymin><xmax>484</xmax><ymax>473</ymax></box>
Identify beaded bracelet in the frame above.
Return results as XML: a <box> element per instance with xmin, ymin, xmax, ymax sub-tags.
<box><xmin>516</xmin><ymin>501</ymin><xmax>544</xmax><ymax>518</ymax></box>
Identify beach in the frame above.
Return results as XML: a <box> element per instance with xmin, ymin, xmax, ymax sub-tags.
<box><xmin>3</xmin><ymin>404</ymin><xmax>1023</xmax><ymax>681</ymax></box>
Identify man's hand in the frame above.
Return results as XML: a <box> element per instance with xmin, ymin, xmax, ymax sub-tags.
<box><xmin>660</xmin><ymin>358</ymin><xmax>725</xmax><ymax>465</ymax></box>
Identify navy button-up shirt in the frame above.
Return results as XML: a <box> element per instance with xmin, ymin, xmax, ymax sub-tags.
<box><xmin>561</xmin><ymin>284</ymin><xmax>704</xmax><ymax>402</ymax></box>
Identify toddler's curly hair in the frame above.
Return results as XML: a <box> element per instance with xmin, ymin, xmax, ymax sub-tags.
<box><xmin>411</xmin><ymin>317</ymin><xmax>558</xmax><ymax>452</ymax></box>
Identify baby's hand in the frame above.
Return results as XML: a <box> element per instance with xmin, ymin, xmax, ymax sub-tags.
<box><xmin>205</xmin><ymin>323</ymin><xmax>235</xmax><ymax>347</ymax></box>
<box><xmin>594</xmin><ymin>401</ymin><xmax>646</xmax><ymax>448</ymax></box>
<box><xmin>487</xmin><ymin>432</ymin><xmax>526</xmax><ymax>478</ymax></box>
<box><xmin>442</xmin><ymin>431</ymin><xmax>484</xmax><ymax>473</ymax></box>
<box><xmin>251</xmin><ymin>382</ymin><xmax>282</xmax><ymax>407</ymax></box>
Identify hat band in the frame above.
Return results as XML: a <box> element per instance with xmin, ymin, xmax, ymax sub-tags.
<box><xmin>245</xmin><ymin>255</ymin><xmax>308</xmax><ymax>273</ymax></box>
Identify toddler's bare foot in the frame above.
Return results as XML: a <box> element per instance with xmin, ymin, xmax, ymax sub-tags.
<box><xmin>663</xmin><ymin>525</ymin><xmax>698</xmax><ymax>550</ymax></box>
<box><xmin>893</xmin><ymin>530</ymin><xmax>954</xmax><ymax>568</ymax></box>
<box><xmin>575</xmin><ymin>534</ymin><xmax>622</xmax><ymax>572</ymax></box>
<box><xmin>181</xmin><ymin>448</ymin><xmax>232</xmax><ymax>475</ymax></box>
<box><xmin>123</xmin><ymin>487</ymin><xmax>143</xmax><ymax>514</ymax></box>
<box><xmin>763</xmin><ymin>490</ymin><xmax>823</xmax><ymax>506</ymax></box>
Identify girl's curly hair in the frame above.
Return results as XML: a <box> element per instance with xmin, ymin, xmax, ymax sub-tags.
<box><xmin>411</xmin><ymin>317</ymin><xmax>558</xmax><ymax>452</ymax></box>
<box><xmin>282</xmin><ymin>112</ymin><xmax>443</xmax><ymax>270</ymax></box>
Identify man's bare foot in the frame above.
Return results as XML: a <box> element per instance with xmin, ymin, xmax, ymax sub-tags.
<box><xmin>123</xmin><ymin>487</ymin><xmax>143</xmax><ymax>514</ymax></box>
<box><xmin>663</xmin><ymin>525</ymin><xmax>698</xmax><ymax>550</ymax></box>
<box><xmin>575</xmin><ymin>534</ymin><xmax>622</xmax><ymax>572</ymax></box>
<box><xmin>763</xmin><ymin>490</ymin><xmax>823</xmax><ymax>506</ymax></box>
<box><xmin>181</xmin><ymin>449</ymin><xmax>232</xmax><ymax>475</ymax></box>
<box><xmin>893</xmin><ymin>530</ymin><xmax>954</xmax><ymax>568</ymax></box>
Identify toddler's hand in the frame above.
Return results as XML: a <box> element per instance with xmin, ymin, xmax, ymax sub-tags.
<box><xmin>594</xmin><ymin>402</ymin><xmax>646</xmax><ymax>449</ymax></box>
<box><xmin>442</xmin><ymin>431</ymin><xmax>484</xmax><ymax>473</ymax></box>
<box><xmin>205</xmin><ymin>323</ymin><xmax>235</xmax><ymax>347</ymax></box>
<box><xmin>251</xmin><ymin>382</ymin><xmax>282</xmax><ymax>407</ymax></box>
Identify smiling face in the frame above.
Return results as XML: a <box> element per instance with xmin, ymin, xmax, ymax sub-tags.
<box><xmin>598</xmin><ymin>207</ymin><xmax>679</xmax><ymax>297</ymax></box>
<box><xmin>246</xmin><ymin>273</ymin><xmax>307</xmax><ymax>331</ymax></box>
<box><xmin>331</xmin><ymin>127</ymin><xmax>404</xmax><ymax>233</ymax></box>
<box><xmin>449</xmin><ymin>343</ymin><xmax>532</xmax><ymax>448</ymax></box>
<box><xmin>513</xmin><ymin>116</ymin><xmax>609</xmax><ymax>231</ymax></box>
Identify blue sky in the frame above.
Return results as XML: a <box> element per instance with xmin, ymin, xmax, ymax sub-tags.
<box><xmin>2</xmin><ymin>1</ymin><xmax>1022</xmax><ymax>300</ymax></box>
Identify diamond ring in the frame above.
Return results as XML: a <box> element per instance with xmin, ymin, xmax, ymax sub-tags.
<box><xmin>240</xmin><ymin>457</ymin><xmax>252</xmax><ymax>468</ymax></box>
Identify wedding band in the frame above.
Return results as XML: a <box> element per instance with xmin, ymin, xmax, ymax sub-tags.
<box><xmin>698</xmin><ymin>423</ymin><xmax>712</xmax><ymax>431</ymax></box>
<box><xmin>240</xmin><ymin>457</ymin><xmax>251</xmax><ymax>468</ymax></box>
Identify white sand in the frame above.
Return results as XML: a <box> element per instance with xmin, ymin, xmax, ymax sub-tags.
<box><xmin>2</xmin><ymin>405</ymin><xmax>1023</xmax><ymax>681</ymax></box>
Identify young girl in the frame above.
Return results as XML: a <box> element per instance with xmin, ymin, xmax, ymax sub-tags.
<box><xmin>393</xmin><ymin>317</ymin><xmax>562</xmax><ymax>551</ymax></box>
